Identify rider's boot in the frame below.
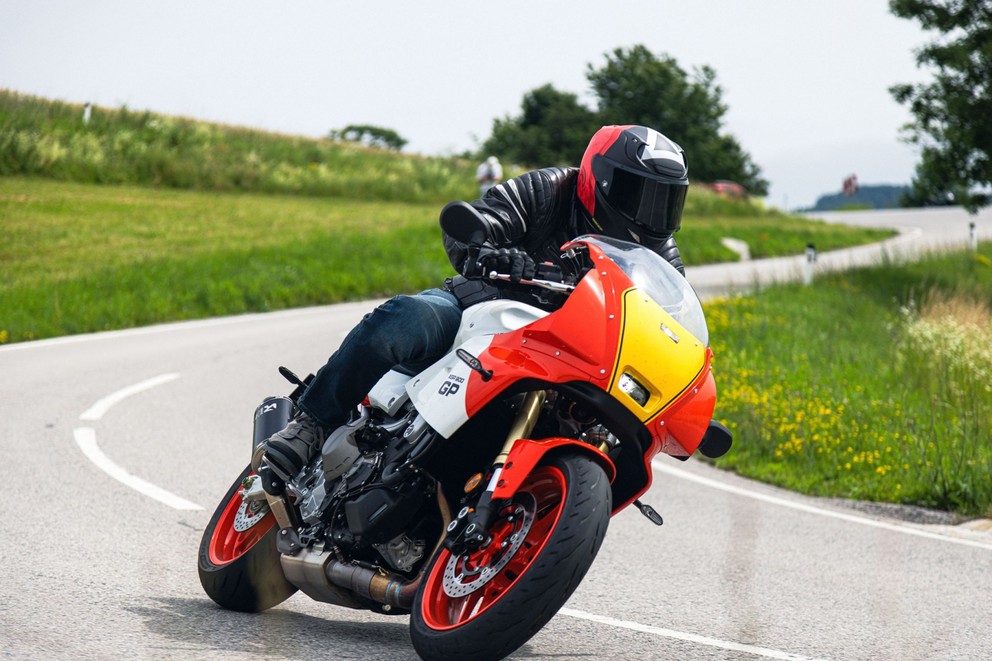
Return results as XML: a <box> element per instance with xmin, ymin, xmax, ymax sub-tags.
<box><xmin>262</xmin><ymin>411</ymin><xmax>328</xmax><ymax>481</ymax></box>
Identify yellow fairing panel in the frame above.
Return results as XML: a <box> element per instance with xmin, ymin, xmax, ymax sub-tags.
<box><xmin>608</xmin><ymin>289</ymin><xmax>707</xmax><ymax>422</ymax></box>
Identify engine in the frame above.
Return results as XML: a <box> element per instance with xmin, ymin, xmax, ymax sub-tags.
<box><xmin>286</xmin><ymin>406</ymin><xmax>438</xmax><ymax>574</ymax></box>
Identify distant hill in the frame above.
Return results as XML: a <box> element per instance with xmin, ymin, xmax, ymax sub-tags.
<box><xmin>808</xmin><ymin>184</ymin><xmax>910</xmax><ymax>212</ymax></box>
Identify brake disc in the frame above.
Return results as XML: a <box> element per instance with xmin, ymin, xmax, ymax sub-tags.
<box><xmin>442</xmin><ymin>493</ymin><xmax>536</xmax><ymax>598</ymax></box>
<box><xmin>233</xmin><ymin>499</ymin><xmax>269</xmax><ymax>532</ymax></box>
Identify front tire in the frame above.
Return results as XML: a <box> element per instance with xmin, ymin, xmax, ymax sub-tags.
<box><xmin>197</xmin><ymin>465</ymin><xmax>297</xmax><ymax>612</ymax></box>
<box><xmin>411</xmin><ymin>452</ymin><xmax>611</xmax><ymax>661</ymax></box>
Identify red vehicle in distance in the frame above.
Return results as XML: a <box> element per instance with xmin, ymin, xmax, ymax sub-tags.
<box><xmin>705</xmin><ymin>180</ymin><xmax>749</xmax><ymax>201</ymax></box>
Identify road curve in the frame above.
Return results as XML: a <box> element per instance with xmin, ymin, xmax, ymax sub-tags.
<box><xmin>1</xmin><ymin>207</ymin><xmax>990</xmax><ymax>660</ymax></box>
<box><xmin>687</xmin><ymin>204</ymin><xmax>992</xmax><ymax>299</ymax></box>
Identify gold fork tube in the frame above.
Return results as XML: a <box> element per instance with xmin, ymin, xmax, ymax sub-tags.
<box><xmin>496</xmin><ymin>390</ymin><xmax>547</xmax><ymax>464</ymax></box>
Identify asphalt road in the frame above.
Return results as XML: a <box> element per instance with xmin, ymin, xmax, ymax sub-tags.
<box><xmin>2</xmin><ymin>206</ymin><xmax>991</xmax><ymax>660</ymax></box>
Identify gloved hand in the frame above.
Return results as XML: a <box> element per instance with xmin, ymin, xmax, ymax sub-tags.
<box><xmin>474</xmin><ymin>246</ymin><xmax>536</xmax><ymax>283</ymax></box>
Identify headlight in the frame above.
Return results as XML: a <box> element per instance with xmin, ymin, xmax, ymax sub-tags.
<box><xmin>618</xmin><ymin>373</ymin><xmax>649</xmax><ymax>406</ymax></box>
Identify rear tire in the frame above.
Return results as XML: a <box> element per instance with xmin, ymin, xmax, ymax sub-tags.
<box><xmin>410</xmin><ymin>452</ymin><xmax>610</xmax><ymax>661</ymax></box>
<box><xmin>197</xmin><ymin>465</ymin><xmax>297</xmax><ymax>612</ymax></box>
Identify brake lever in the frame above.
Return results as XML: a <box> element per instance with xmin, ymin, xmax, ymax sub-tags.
<box><xmin>486</xmin><ymin>271</ymin><xmax>576</xmax><ymax>293</ymax></box>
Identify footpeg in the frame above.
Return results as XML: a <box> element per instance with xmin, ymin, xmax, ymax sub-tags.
<box><xmin>278</xmin><ymin>366</ymin><xmax>315</xmax><ymax>402</ymax></box>
<box><xmin>634</xmin><ymin>500</ymin><xmax>663</xmax><ymax>526</ymax></box>
<box><xmin>279</xmin><ymin>366</ymin><xmax>306</xmax><ymax>386</ymax></box>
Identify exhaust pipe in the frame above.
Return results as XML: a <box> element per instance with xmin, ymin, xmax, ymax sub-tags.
<box><xmin>280</xmin><ymin>487</ymin><xmax>454</xmax><ymax>611</ymax></box>
<box><xmin>327</xmin><ymin>560</ymin><xmax>421</xmax><ymax>610</ymax></box>
<box><xmin>281</xmin><ymin>549</ymin><xmax>426</xmax><ymax>611</ymax></box>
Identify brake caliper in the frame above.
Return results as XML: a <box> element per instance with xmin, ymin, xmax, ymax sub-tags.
<box><xmin>234</xmin><ymin>475</ymin><xmax>270</xmax><ymax>532</ymax></box>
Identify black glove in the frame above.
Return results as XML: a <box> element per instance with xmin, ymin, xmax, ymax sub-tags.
<box><xmin>475</xmin><ymin>246</ymin><xmax>536</xmax><ymax>283</ymax></box>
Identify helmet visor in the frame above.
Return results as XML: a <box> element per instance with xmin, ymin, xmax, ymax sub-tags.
<box><xmin>608</xmin><ymin>167</ymin><xmax>687</xmax><ymax>234</ymax></box>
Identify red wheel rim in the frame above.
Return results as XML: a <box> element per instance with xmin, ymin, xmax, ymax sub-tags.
<box><xmin>420</xmin><ymin>466</ymin><xmax>567</xmax><ymax>630</ymax></box>
<box><xmin>207</xmin><ymin>479</ymin><xmax>276</xmax><ymax>566</ymax></box>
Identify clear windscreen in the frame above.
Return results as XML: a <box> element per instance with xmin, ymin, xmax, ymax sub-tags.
<box><xmin>579</xmin><ymin>235</ymin><xmax>709</xmax><ymax>345</ymax></box>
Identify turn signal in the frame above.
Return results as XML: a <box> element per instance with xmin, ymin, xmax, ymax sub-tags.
<box><xmin>464</xmin><ymin>472</ymin><xmax>483</xmax><ymax>493</ymax></box>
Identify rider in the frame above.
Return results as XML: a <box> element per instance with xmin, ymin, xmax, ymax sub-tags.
<box><xmin>261</xmin><ymin>125</ymin><xmax>691</xmax><ymax>482</ymax></box>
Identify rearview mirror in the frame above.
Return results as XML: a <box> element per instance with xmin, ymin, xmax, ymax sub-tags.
<box><xmin>439</xmin><ymin>201</ymin><xmax>488</xmax><ymax>245</ymax></box>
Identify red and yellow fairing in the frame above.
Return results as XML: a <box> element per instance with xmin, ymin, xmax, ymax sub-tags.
<box><xmin>606</xmin><ymin>287</ymin><xmax>712</xmax><ymax>456</ymax></box>
<box><xmin>462</xmin><ymin>241</ymin><xmax>717</xmax><ymax>462</ymax></box>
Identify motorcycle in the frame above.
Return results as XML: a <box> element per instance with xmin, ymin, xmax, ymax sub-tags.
<box><xmin>197</xmin><ymin>202</ymin><xmax>732</xmax><ymax>660</ymax></box>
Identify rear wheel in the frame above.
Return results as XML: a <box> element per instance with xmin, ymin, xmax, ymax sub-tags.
<box><xmin>411</xmin><ymin>453</ymin><xmax>610</xmax><ymax>661</ymax></box>
<box><xmin>197</xmin><ymin>465</ymin><xmax>297</xmax><ymax>612</ymax></box>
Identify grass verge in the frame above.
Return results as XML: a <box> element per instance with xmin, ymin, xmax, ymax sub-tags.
<box><xmin>708</xmin><ymin>244</ymin><xmax>992</xmax><ymax>517</ymax></box>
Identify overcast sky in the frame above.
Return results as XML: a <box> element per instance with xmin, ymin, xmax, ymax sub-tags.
<box><xmin>1</xmin><ymin>1</ymin><xmax>934</xmax><ymax>209</ymax></box>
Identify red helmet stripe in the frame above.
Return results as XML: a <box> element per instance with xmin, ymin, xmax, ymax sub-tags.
<box><xmin>578</xmin><ymin>125</ymin><xmax>632</xmax><ymax>216</ymax></box>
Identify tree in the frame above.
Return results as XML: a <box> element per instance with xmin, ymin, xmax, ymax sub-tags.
<box><xmin>482</xmin><ymin>84</ymin><xmax>599</xmax><ymax>166</ymax></box>
<box><xmin>587</xmin><ymin>46</ymin><xmax>768</xmax><ymax>195</ymax></box>
<box><xmin>482</xmin><ymin>46</ymin><xmax>768</xmax><ymax>195</ymax></box>
<box><xmin>329</xmin><ymin>124</ymin><xmax>407</xmax><ymax>151</ymax></box>
<box><xmin>890</xmin><ymin>0</ymin><xmax>992</xmax><ymax>212</ymax></box>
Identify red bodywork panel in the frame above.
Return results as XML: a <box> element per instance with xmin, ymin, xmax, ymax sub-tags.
<box><xmin>490</xmin><ymin>438</ymin><xmax>616</xmax><ymax>502</ymax></box>
<box><xmin>463</xmin><ymin>254</ymin><xmax>626</xmax><ymax>419</ymax></box>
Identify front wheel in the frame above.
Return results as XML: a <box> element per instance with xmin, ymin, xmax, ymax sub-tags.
<box><xmin>411</xmin><ymin>452</ymin><xmax>611</xmax><ymax>661</ymax></box>
<box><xmin>197</xmin><ymin>465</ymin><xmax>297</xmax><ymax>612</ymax></box>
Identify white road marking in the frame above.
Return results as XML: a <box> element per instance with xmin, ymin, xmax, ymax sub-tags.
<box><xmin>560</xmin><ymin>608</ymin><xmax>824</xmax><ymax>660</ymax></box>
<box><xmin>652</xmin><ymin>460</ymin><xmax>992</xmax><ymax>551</ymax></box>
<box><xmin>80</xmin><ymin>372</ymin><xmax>180</xmax><ymax>420</ymax></box>
<box><xmin>75</xmin><ymin>373</ymin><xmax>202</xmax><ymax>511</ymax></box>
<box><xmin>73</xmin><ymin>428</ymin><xmax>202</xmax><ymax>510</ymax></box>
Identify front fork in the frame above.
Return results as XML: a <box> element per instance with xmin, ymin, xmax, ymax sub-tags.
<box><xmin>446</xmin><ymin>391</ymin><xmax>547</xmax><ymax>551</ymax></box>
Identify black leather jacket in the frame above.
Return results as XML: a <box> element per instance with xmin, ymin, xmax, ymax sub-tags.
<box><xmin>441</xmin><ymin>167</ymin><xmax>684</xmax><ymax>276</ymax></box>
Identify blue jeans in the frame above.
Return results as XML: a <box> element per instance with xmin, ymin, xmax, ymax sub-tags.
<box><xmin>297</xmin><ymin>289</ymin><xmax>462</xmax><ymax>427</ymax></box>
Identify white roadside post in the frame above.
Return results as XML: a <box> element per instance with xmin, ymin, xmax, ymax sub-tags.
<box><xmin>803</xmin><ymin>243</ymin><xmax>817</xmax><ymax>285</ymax></box>
<box><xmin>969</xmin><ymin>221</ymin><xmax>978</xmax><ymax>252</ymax></box>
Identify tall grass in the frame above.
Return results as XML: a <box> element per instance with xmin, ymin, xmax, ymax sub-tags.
<box><xmin>896</xmin><ymin>291</ymin><xmax>992</xmax><ymax>511</ymax></box>
<box><xmin>708</xmin><ymin>245</ymin><xmax>992</xmax><ymax>516</ymax></box>
<box><xmin>0</xmin><ymin>90</ymin><xmax>479</xmax><ymax>203</ymax></box>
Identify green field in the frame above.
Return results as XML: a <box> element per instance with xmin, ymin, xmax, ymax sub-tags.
<box><xmin>0</xmin><ymin>89</ymin><xmax>892</xmax><ymax>343</ymax></box>
<box><xmin>0</xmin><ymin>176</ymin><xmax>891</xmax><ymax>344</ymax></box>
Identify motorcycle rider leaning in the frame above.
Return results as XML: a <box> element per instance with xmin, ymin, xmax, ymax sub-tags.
<box><xmin>262</xmin><ymin>125</ymin><xmax>691</xmax><ymax>482</ymax></box>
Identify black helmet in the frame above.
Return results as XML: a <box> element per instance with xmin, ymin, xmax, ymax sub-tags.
<box><xmin>577</xmin><ymin>125</ymin><xmax>688</xmax><ymax>242</ymax></box>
